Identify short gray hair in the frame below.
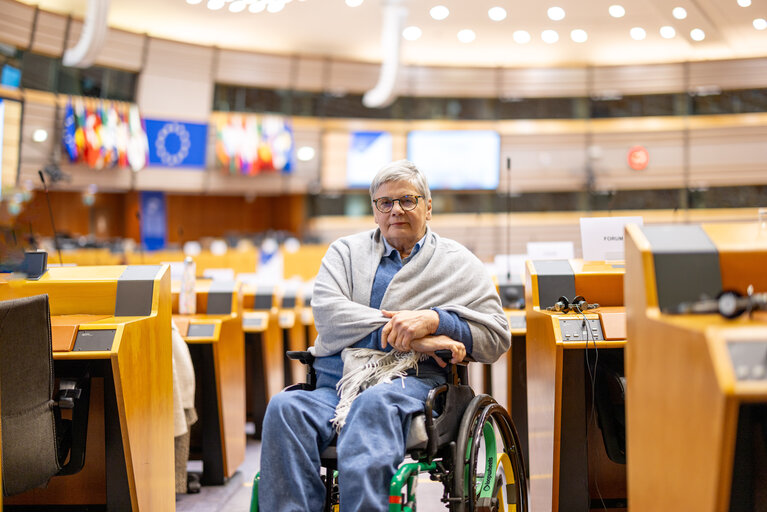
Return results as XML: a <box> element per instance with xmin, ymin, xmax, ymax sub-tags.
<box><xmin>369</xmin><ymin>160</ymin><xmax>431</xmax><ymax>201</ymax></box>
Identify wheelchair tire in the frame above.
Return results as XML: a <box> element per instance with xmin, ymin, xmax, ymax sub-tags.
<box><xmin>452</xmin><ymin>394</ymin><xmax>528</xmax><ymax>512</ymax></box>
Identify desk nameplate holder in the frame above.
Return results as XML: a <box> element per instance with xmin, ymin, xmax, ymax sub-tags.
<box><xmin>73</xmin><ymin>329</ymin><xmax>117</xmax><ymax>352</ymax></box>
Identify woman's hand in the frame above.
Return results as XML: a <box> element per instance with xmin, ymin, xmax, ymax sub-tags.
<box><xmin>380</xmin><ymin>309</ymin><xmax>439</xmax><ymax>352</ymax></box>
<box><xmin>410</xmin><ymin>335</ymin><xmax>466</xmax><ymax>367</ymax></box>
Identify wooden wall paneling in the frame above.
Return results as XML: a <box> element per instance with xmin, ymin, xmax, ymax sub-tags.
<box><xmin>216</xmin><ymin>49</ymin><xmax>292</xmax><ymax>89</ymax></box>
<box><xmin>407</xmin><ymin>65</ymin><xmax>499</xmax><ymax>98</ymax></box>
<box><xmin>294</xmin><ymin>56</ymin><xmax>326</xmax><ymax>92</ymax></box>
<box><xmin>689</xmin><ymin>125</ymin><xmax>767</xmax><ymax>187</ymax></box>
<box><xmin>326</xmin><ymin>59</ymin><xmax>379</xmax><ymax>95</ymax></box>
<box><xmin>19</xmin><ymin>100</ymin><xmax>56</xmax><ymax>183</ymax></box>
<box><xmin>291</xmin><ymin>126</ymin><xmax>322</xmax><ymax>185</ymax></box>
<box><xmin>94</xmin><ymin>28</ymin><xmax>145</xmax><ymax>72</ymax></box>
<box><xmin>689</xmin><ymin>57</ymin><xmax>767</xmax><ymax>91</ymax></box>
<box><xmin>500</xmin><ymin>67</ymin><xmax>589</xmax><ymax>99</ymax></box>
<box><xmin>30</xmin><ymin>10</ymin><xmax>68</xmax><ymax>57</ymax></box>
<box><xmin>502</xmin><ymin>132</ymin><xmax>589</xmax><ymax>193</ymax></box>
<box><xmin>1</xmin><ymin>98</ymin><xmax>22</xmax><ymax>192</ymax></box>
<box><xmin>0</xmin><ymin>0</ymin><xmax>35</xmax><ymax>49</ymax></box>
<box><xmin>124</xmin><ymin>191</ymin><xmax>140</xmax><ymax>242</ymax></box>
<box><xmin>592</xmin><ymin>63</ymin><xmax>686</xmax><ymax>96</ymax></box>
<box><xmin>320</xmin><ymin>131</ymin><xmax>350</xmax><ymax>190</ymax></box>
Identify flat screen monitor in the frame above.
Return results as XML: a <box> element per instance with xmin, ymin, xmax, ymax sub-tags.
<box><xmin>406</xmin><ymin>130</ymin><xmax>500</xmax><ymax>190</ymax></box>
<box><xmin>346</xmin><ymin>131</ymin><xmax>393</xmax><ymax>189</ymax></box>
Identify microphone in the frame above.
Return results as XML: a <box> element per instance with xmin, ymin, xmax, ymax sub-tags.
<box><xmin>135</xmin><ymin>210</ymin><xmax>145</xmax><ymax>264</ymax></box>
<box><xmin>505</xmin><ymin>156</ymin><xmax>512</xmax><ymax>282</ymax></box>
<box><xmin>38</xmin><ymin>170</ymin><xmax>63</xmax><ymax>266</ymax></box>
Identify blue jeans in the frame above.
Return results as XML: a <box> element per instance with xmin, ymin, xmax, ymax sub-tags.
<box><xmin>259</xmin><ymin>375</ymin><xmax>444</xmax><ymax>512</ymax></box>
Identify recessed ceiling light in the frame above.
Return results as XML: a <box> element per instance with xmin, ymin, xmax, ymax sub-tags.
<box><xmin>488</xmin><ymin>6</ymin><xmax>507</xmax><ymax>21</ymax></box>
<box><xmin>267</xmin><ymin>1</ymin><xmax>286</xmax><ymax>13</ymax></box>
<box><xmin>690</xmin><ymin>28</ymin><xmax>705</xmax><ymax>40</ymax></box>
<box><xmin>297</xmin><ymin>146</ymin><xmax>315</xmax><ymax>162</ymax></box>
<box><xmin>457</xmin><ymin>29</ymin><xmax>476</xmax><ymax>43</ymax></box>
<box><xmin>513</xmin><ymin>30</ymin><xmax>531</xmax><ymax>44</ymax></box>
<box><xmin>570</xmin><ymin>29</ymin><xmax>588</xmax><ymax>43</ymax></box>
<box><xmin>346</xmin><ymin>0</ymin><xmax>363</xmax><ymax>6</ymax></box>
<box><xmin>660</xmin><ymin>25</ymin><xmax>676</xmax><ymax>38</ymax></box>
<box><xmin>547</xmin><ymin>6</ymin><xmax>565</xmax><ymax>21</ymax></box>
<box><xmin>430</xmin><ymin>5</ymin><xmax>449</xmax><ymax>21</ymax></box>
<box><xmin>542</xmin><ymin>29</ymin><xmax>559</xmax><ymax>43</ymax></box>
<box><xmin>32</xmin><ymin>129</ymin><xmax>48</xmax><ymax>142</ymax></box>
<box><xmin>754</xmin><ymin>18</ymin><xmax>767</xmax><ymax>30</ymax></box>
<box><xmin>630</xmin><ymin>27</ymin><xmax>647</xmax><ymax>40</ymax></box>
<box><xmin>207</xmin><ymin>0</ymin><xmax>225</xmax><ymax>10</ymax></box>
<box><xmin>608</xmin><ymin>5</ymin><xmax>625</xmax><ymax>18</ymax></box>
<box><xmin>672</xmin><ymin>7</ymin><xmax>687</xmax><ymax>19</ymax></box>
<box><xmin>229</xmin><ymin>0</ymin><xmax>247</xmax><ymax>12</ymax></box>
<box><xmin>186</xmin><ymin>0</ymin><xmax>203</xmax><ymax>4</ymax></box>
<box><xmin>249</xmin><ymin>0</ymin><xmax>267</xmax><ymax>12</ymax></box>
<box><xmin>402</xmin><ymin>26</ymin><xmax>422</xmax><ymax>40</ymax></box>
<box><xmin>737</xmin><ymin>0</ymin><xmax>751</xmax><ymax>6</ymax></box>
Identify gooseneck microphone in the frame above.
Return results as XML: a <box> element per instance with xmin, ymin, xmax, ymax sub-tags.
<box><xmin>38</xmin><ymin>170</ymin><xmax>63</xmax><ymax>266</ymax></box>
<box><xmin>135</xmin><ymin>210</ymin><xmax>145</xmax><ymax>264</ymax></box>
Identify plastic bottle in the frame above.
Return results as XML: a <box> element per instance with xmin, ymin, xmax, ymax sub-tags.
<box><xmin>179</xmin><ymin>256</ymin><xmax>196</xmax><ymax>315</ymax></box>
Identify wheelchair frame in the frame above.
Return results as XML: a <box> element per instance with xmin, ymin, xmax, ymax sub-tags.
<box><xmin>251</xmin><ymin>350</ymin><xmax>529</xmax><ymax>512</ymax></box>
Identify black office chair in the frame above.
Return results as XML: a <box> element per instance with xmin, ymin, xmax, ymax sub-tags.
<box><xmin>251</xmin><ymin>349</ymin><xmax>529</xmax><ymax>512</ymax></box>
<box><xmin>0</xmin><ymin>294</ymin><xmax>91</xmax><ymax>497</ymax></box>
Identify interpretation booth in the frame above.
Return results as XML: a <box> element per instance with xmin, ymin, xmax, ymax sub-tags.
<box><xmin>625</xmin><ymin>222</ymin><xmax>767</xmax><ymax>512</ymax></box>
<box><xmin>171</xmin><ymin>279</ymin><xmax>245</xmax><ymax>485</ymax></box>
<box><xmin>525</xmin><ymin>259</ymin><xmax>627</xmax><ymax>512</ymax></box>
<box><xmin>0</xmin><ymin>264</ymin><xmax>175</xmax><ymax>511</ymax></box>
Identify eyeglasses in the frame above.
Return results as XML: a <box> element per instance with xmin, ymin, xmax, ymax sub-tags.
<box><xmin>373</xmin><ymin>195</ymin><xmax>424</xmax><ymax>213</ymax></box>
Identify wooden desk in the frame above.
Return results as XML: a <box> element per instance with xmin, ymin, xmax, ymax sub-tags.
<box><xmin>0</xmin><ymin>265</ymin><xmax>174</xmax><ymax>511</ymax></box>
<box><xmin>625</xmin><ymin>222</ymin><xmax>767</xmax><ymax>511</ymax></box>
<box><xmin>172</xmin><ymin>279</ymin><xmax>245</xmax><ymax>485</ymax></box>
<box><xmin>525</xmin><ymin>259</ymin><xmax>627</xmax><ymax>512</ymax></box>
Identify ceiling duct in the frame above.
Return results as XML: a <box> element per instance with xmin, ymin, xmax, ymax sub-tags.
<box><xmin>362</xmin><ymin>0</ymin><xmax>407</xmax><ymax>109</ymax></box>
<box><xmin>62</xmin><ymin>0</ymin><xmax>111</xmax><ymax>68</ymax></box>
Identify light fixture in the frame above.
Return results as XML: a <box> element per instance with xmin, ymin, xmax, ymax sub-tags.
<box><xmin>229</xmin><ymin>0</ymin><xmax>247</xmax><ymax>12</ymax></box>
<box><xmin>402</xmin><ymin>26</ymin><xmax>422</xmax><ymax>41</ymax></box>
<box><xmin>206</xmin><ymin>0</ymin><xmax>225</xmax><ymax>10</ymax></box>
<box><xmin>346</xmin><ymin>0</ymin><xmax>363</xmax><ymax>6</ymax></box>
<box><xmin>570</xmin><ymin>29</ymin><xmax>588</xmax><ymax>43</ymax></box>
<box><xmin>430</xmin><ymin>5</ymin><xmax>449</xmax><ymax>21</ymax></box>
<box><xmin>608</xmin><ymin>5</ymin><xmax>625</xmax><ymax>18</ymax></box>
<box><xmin>32</xmin><ymin>129</ymin><xmax>48</xmax><ymax>142</ymax></box>
<box><xmin>737</xmin><ymin>0</ymin><xmax>751</xmax><ymax>6</ymax></box>
<box><xmin>542</xmin><ymin>29</ymin><xmax>559</xmax><ymax>43</ymax></box>
<box><xmin>754</xmin><ymin>18</ymin><xmax>767</xmax><ymax>30</ymax></box>
<box><xmin>457</xmin><ymin>29</ymin><xmax>476</xmax><ymax>43</ymax></box>
<box><xmin>249</xmin><ymin>1</ymin><xmax>267</xmax><ymax>13</ymax></box>
<box><xmin>672</xmin><ymin>7</ymin><xmax>687</xmax><ymax>19</ymax></box>
<box><xmin>660</xmin><ymin>25</ymin><xmax>676</xmax><ymax>38</ymax></box>
<box><xmin>297</xmin><ymin>146</ymin><xmax>315</xmax><ymax>162</ymax></box>
<box><xmin>513</xmin><ymin>30</ymin><xmax>531</xmax><ymax>44</ymax></box>
<box><xmin>630</xmin><ymin>27</ymin><xmax>646</xmax><ymax>40</ymax></box>
<box><xmin>267</xmin><ymin>0</ymin><xmax>286</xmax><ymax>13</ymax></box>
<box><xmin>547</xmin><ymin>6</ymin><xmax>565</xmax><ymax>21</ymax></box>
<box><xmin>690</xmin><ymin>28</ymin><xmax>705</xmax><ymax>41</ymax></box>
<box><xmin>488</xmin><ymin>6</ymin><xmax>507</xmax><ymax>21</ymax></box>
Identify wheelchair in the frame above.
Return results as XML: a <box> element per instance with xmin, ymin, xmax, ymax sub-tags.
<box><xmin>251</xmin><ymin>349</ymin><xmax>529</xmax><ymax>512</ymax></box>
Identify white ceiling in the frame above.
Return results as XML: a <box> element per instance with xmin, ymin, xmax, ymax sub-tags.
<box><xmin>18</xmin><ymin>0</ymin><xmax>767</xmax><ymax>68</ymax></box>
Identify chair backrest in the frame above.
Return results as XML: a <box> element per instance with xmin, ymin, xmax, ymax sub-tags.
<box><xmin>0</xmin><ymin>294</ymin><xmax>62</xmax><ymax>496</ymax></box>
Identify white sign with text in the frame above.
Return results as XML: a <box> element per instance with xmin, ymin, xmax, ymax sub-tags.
<box><xmin>580</xmin><ymin>216</ymin><xmax>644</xmax><ymax>261</ymax></box>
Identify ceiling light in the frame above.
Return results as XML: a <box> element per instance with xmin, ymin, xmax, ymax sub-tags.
<box><xmin>229</xmin><ymin>0</ymin><xmax>247</xmax><ymax>12</ymax></box>
<box><xmin>402</xmin><ymin>26</ymin><xmax>422</xmax><ymax>40</ymax></box>
<box><xmin>297</xmin><ymin>146</ymin><xmax>315</xmax><ymax>162</ymax></box>
<box><xmin>32</xmin><ymin>129</ymin><xmax>48</xmax><ymax>142</ymax></box>
<box><xmin>570</xmin><ymin>29</ymin><xmax>588</xmax><ymax>43</ymax></box>
<box><xmin>207</xmin><ymin>0</ymin><xmax>225</xmax><ymax>10</ymax></box>
<box><xmin>346</xmin><ymin>0</ymin><xmax>363</xmax><ymax>6</ymax></box>
<box><xmin>457</xmin><ymin>29</ymin><xmax>476</xmax><ymax>43</ymax></box>
<box><xmin>249</xmin><ymin>0</ymin><xmax>267</xmax><ymax>12</ymax></box>
<box><xmin>430</xmin><ymin>5</ymin><xmax>449</xmax><ymax>21</ymax></box>
<box><xmin>754</xmin><ymin>18</ymin><xmax>767</xmax><ymax>30</ymax></box>
<box><xmin>660</xmin><ymin>25</ymin><xmax>676</xmax><ymax>38</ymax></box>
<box><xmin>737</xmin><ymin>0</ymin><xmax>751</xmax><ymax>6</ymax></box>
<box><xmin>488</xmin><ymin>7</ymin><xmax>507</xmax><ymax>21</ymax></box>
<box><xmin>186</xmin><ymin>0</ymin><xmax>203</xmax><ymax>4</ymax></box>
<box><xmin>513</xmin><ymin>30</ymin><xmax>531</xmax><ymax>44</ymax></box>
<box><xmin>547</xmin><ymin>6</ymin><xmax>565</xmax><ymax>21</ymax></box>
<box><xmin>608</xmin><ymin>5</ymin><xmax>625</xmax><ymax>18</ymax></box>
<box><xmin>630</xmin><ymin>27</ymin><xmax>646</xmax><ymax>40</ymax></box>
<box><xmin>672</xmin><ymin>7</ymin><xmax>687</xmax><ymax>19</ymax></box>
<box><xmin>542</xmin><ymin>29</ymin><xmax>559</xmax><ymax>43</ymax></box>
<box><xmin>267</xmin><ymin>1</ymin><xmax>286</xmax><ymax>13</ymax></box>
<box><xmin>690</xmin><ymin>28</ymin><xmax>705</xmax><ymax>41</ymax></box>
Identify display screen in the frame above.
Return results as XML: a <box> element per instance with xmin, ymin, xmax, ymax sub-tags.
<box><xmin>406</xmin><ymin>130</ymin><xmax>501</xmax><ymax>190</ymax></box>
<box><xmin>346</xmin><ymin>131</ymin><xmax>393</xmax><ymax>189</ymax></box>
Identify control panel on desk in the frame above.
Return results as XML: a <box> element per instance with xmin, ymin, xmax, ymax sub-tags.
<box><xmin>559</xmin><ymin>317</ymin><xmax>605</xmax><ymax>341</ymax></box>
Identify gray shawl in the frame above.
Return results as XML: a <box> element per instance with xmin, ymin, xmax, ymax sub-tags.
<box><xmin>311</xmin><ymin>227</ymin><xmax>510</xmax><ymax>363</ymax></box>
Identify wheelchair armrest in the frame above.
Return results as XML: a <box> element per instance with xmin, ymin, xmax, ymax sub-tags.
<box><xmin>56</xmin><ymin>375</ymin><xmax>91</xmax><ymax>476</ymax></box>
<box><xmin>434</xmin><ymin>349</ymin><xmax>471</xmax><ymax>386</ymax></box>
<box><xmin>423</xmin><ymin>383</ymin><xmax>475</xmax><ymax>461</ymax></box>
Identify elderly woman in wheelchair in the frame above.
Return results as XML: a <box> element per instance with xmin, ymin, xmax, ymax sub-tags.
<box><xmin>255</xmin><ymin>160</ymin><xmax>528</xmax><ymax>511</ymax></box>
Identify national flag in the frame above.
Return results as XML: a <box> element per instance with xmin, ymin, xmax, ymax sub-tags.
<box><xmin>62</xmin><ymin>98</ymin><xmax>78</xmax><ymax>162</ymax></box>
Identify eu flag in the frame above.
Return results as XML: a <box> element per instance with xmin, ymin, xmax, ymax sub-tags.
<box><xmin>145</xmin><ymin>119</ymin><xmax>208</xmax><ymax>169</ymax></box>
<box><xmin>62</xmin><ymin>99</ymin><xmax>78</xmax><ymax>162</ymax></box>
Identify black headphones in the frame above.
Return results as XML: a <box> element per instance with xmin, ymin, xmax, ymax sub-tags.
<box><xmin>547</xmin><ymin>295</ymin><xmax>600</xmax><ymax>313</ymax></box>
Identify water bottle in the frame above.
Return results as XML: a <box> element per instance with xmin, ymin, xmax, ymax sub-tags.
<box><xmin>179</xmin><ymin>256</ymin><xmax>196</xmax><ymax>315</ymax></box>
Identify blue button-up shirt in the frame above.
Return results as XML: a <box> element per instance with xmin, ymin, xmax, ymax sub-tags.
<box><xmin>313</xmin><ymin>233</ymin><xmax>473</xmax><ymax>388</ymax></box>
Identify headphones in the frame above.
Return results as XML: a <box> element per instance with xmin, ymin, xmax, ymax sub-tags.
<box><xmin>547</xmin><ymin>295</ymin><xmax>600</xmax><ymax>313</ymax></box>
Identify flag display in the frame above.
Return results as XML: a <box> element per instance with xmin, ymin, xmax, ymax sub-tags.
<box><xmin>145</xmin><ymin>119</ymin><xmax>208</xmax><ymax>168</ymax></box>
<box><xmin>60</xmin><ymin>97</ymin><xmax>148</xmax><ymax>172</ymax></box>
<box><xmin>215</xmin><ymin>113</ymin><xmax>293</xmax><ymax>176</ymax></box>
